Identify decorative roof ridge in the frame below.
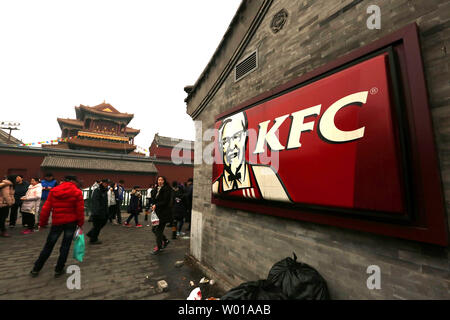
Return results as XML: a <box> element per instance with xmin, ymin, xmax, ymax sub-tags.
<box><xmin>78</xmin><ymin>105</ymin><xmax>134</xmax><ymax>118</ymax></box>
<box><xmin>154</xmin><ymin>133</ymin><xmax>194</xmax><ymax>143</ymax></box>
<box><xmin>153</xmin><ymin>133</ymin><xmax>194</xmax><ymax>149</ymax></box>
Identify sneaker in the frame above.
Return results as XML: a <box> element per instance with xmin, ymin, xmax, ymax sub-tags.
<box><xmin>151</xmin><ymin>246</ymin><xmax>161</xmax><ymax>255</ymax></box>
<box><xmin>21</xmin><ymin>229</ymin><xmax>34</xmax><ymax>235</ymax></box>
<box><xmin>54</xmin><ymin>269</ymin><xmax>65</xmax><ymax>277</ymax></box>
<box><xmin>136</xmin><ymin>224</ymin><xmax>143</xmax><ymax>228</ymax></box>
<box><xmin>161</xmin><ymin>239</ymin><xmax>170</xmax><ymax>249</ymax></box>
<box><xmin>90</xmin><ymin>240</ymin><xmax>102</xmax><ymax>245</ymax></box>
<box><xmin>0</xmin><ymin>232</ymin><xmax>11</xmax><ymax>238</ymax></box>
<box><xmin>9</xmin><ymin>225</ymin><xmax>15</xmax><ymax>228</ymax></box>
<box><xmin>30</xmin><ymin>269</ymin><xmax>39</xmax><ymax>277</ymax></box>
<box><xmin>123</xmin><ymin>222</ymin><xmax>131</xmax><ymax>227</ymax></box>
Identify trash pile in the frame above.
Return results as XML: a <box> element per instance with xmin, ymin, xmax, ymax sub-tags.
<box><xmin>186</xmin><ymin>277</ymin><xmax>219</xmax><ymax>300</ymax></box>
<box><xmin>221</xmin><ymin>252</ymin><xmax>330</xmax><ymax>300</ymax></box>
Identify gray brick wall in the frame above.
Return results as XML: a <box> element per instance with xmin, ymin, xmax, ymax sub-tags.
<box><xmin>189</xmin><ymin>0</ymin><xmax>450</xmax><ymax>299</ymax></box>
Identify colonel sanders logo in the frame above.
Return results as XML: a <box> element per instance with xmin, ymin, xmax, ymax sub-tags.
<box><xmin>212</xmin><ymin>111</ymin><xmax>291</xmax><ymax>202</ymax></box>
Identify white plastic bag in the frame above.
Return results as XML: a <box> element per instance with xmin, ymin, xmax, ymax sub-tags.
<box><xmin>73</xmin><ymin>226</ymin><xmax>83</xmax><ymax>240</ymax></box>
<box><xmin>151</xmin><ymin>210</ymin><xmax>160</xmax><ymax>226</ymax></box>
<box><xmin>187</xmin><ymin>287</ymin><xmax>202</xmax><ymax>300</ymax></box>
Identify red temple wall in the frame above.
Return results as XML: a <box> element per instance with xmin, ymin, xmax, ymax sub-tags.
<box><xmin>0</xmin><ymin>152</ymin><xmax>191</xmax><ymax>189</ymax></box>
<box><xmin>149</xmin><ymin>143</ymin><xmax>194</xmax><ymax>161</ymax></box>
<box><xmin>153</xmin><ymin>163</ymin><xmax>193</xmax><ymax>186</ymax></box>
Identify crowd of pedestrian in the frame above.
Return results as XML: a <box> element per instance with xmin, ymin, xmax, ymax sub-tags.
<box><xmin>0</xmin><ymin>172</ymin><xmax>194</xmax><ymax>276</ymax></box>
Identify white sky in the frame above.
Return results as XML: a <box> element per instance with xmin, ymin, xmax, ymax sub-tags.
<box><xmin>0</xmin><ymin>0</ymin><xmax>242</xmax><ymax>151</ymax></box>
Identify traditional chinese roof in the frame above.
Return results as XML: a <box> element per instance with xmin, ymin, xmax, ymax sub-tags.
<box><xmin>68</xmin><ymin>137</ymin><xmax>136</xmax><ymax>152</ymax></box>
<box><xmin>57</xmin><ymin>118</ymin><xmax>83</xmax><ymax>129</ymax></box>
<box><xmin>41</xmin><ymin>156</ymin><xmax>157</xmax><ymax>173</ymax></box>
<box><xmin>152</xmin><ymin>133</ymin><xmax>194</xmax><ymax>150</ymax></box>
<box><xmin>125</xmin><ymin>126</ymin><xmax>140</xmax><ymax>137</ymax></box>
<box><xmin>75</xmin><ymin>102</ymin><xmax>134</xmax><ymax>123</ymax></box>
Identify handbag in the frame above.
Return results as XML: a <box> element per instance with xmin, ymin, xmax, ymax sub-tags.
<box><xmin>150</xmin><ymin>210</ymin><xmax>160</xmax><ymax>226</ymax></box>
<box><xmin>73</xmin><ymin>227</ymin><xmax>85</xmax><ymax>262</ymax></box>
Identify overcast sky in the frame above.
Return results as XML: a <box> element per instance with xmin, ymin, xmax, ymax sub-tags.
<box><xmin>0</xmin><ymin>0</ymin><xmax>242</xmax><ymax>152</ymax></box>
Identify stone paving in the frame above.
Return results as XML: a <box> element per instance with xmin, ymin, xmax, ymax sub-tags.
<box><xmin>0</xmin><ymin>214</ymin><xmax>225</xmax><ymax>300</ymax></box>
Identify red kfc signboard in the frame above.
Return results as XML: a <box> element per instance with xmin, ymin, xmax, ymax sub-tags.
<box><xmin>212</xmin><ymin>24</ymin><xmax>448</xmax><ymax>246</ymax></box>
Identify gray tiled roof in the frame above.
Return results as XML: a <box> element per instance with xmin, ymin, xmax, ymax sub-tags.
<box><xmin>41</xmin><ymin>156</ymin><xmax>157</xmax><ymax>173</ymax></box>
<box><xmin>153</xmin><ymin>134</ymin><xmax>194</xmax><ymax>149</ymax></box>
<box><xmin>0</xmin><ymin>129</ymin><xmax>22</xmax><ymax>145</ymax></box>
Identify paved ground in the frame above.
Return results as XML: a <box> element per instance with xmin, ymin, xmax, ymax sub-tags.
<box><xmin>0</xmin><ymin>213</ymin><xmax>225</xmax><ymax>300</ymax></box>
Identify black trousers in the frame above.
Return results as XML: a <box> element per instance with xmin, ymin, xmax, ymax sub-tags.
<box><xmin>154</xmin><ymin>218</ymin><xmax>170</xmax><ymax>250</ymax></box>
<box><xmin>126</xmin><ymin>212</ymin><xmax>139</xmax><ymax>225</ymax></box>
<box><xmin>8</xmin><ymin>203</ymin><xmax>20</xmax><ymax>226</ymax></box>
<box><xmin>0</xmin><ymin>206</ymin><xmax>9</xmax><ymax>232</ymax></box>
<box><xmin>108</xmin><ymin>205</ymin><xmax>118</xmax><ymax>222</ymax></box>
<box><xmin>33</xmin><ymin>222</ymin><xmax>77</xmax><ymax>272</ymax></box>
<box><xmin>87</xmin><ymin>217</ymin><xmax>107</xmax><ymax>242</ymax></box>
<box><xmin>116</xmin><ymin>201</ymin><xmax>122</xmax><ymax>224</ymax></box>
<box><xmin>21</xmin><ymin>211</ymin><xmax>35</xmax><ymax>229</ymax></box>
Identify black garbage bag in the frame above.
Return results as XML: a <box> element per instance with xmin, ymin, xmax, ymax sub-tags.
<box><xmin>268</xmin><ymin>252</ymin><xmax>330</xmax><ymax>300</ymax></box>
<box><xmin>221</xmin><ymin>279</ymin><xmax>287</xmax><ymax>300</ymax></box>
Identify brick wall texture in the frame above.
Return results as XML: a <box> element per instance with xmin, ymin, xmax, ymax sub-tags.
<box><xmin>190</xmin><ymin>0</ymin><xmax>450</xmax><ymax>299</ymax></box>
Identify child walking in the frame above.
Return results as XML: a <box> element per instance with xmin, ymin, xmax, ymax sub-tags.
<box><xmin>123</xmin><ymin>187</ymin><xmax>143</xmax><ymax>228</ymax></box>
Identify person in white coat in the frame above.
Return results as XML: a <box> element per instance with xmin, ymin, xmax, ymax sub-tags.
<box><xmin>107</xmin><ymin>183</ymin><xmax>117</xmax><ymax>224</ymax></box>
<box><xmin>20</xmin><ymin>177</ymin><xmax>42</xmax><ymax>234</ymax></box>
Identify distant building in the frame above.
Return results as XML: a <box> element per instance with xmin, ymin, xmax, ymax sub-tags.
<box><xmin>46</xmin><ymin>102</ymin><xmax>140</xmax><ymax>154</ymax></box>
<box><xmin>149</xmin><ymin>133</ymin><xmax>194</xmax><ymax>184</ymax></box>
<box><xmin>0</xmin><ymin>129</ymin><xmax>22</xmax><ymax>145</ymax></box>
<box><xmin>149</xmin><ymin>133</ymin><xmax>194</xmax><ymax>162</ymax></box>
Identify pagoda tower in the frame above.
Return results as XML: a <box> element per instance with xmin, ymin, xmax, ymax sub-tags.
<box><xmin>50</xmin><ymin>102</ymin><xmax>140</xmax><ymax>154</ymax></box>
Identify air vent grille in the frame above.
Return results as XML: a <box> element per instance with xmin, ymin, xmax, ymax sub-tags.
<box><xmin>235</xmin><ymin>50</ymin><xmax>258</xmax><ymax>82</ymax></box>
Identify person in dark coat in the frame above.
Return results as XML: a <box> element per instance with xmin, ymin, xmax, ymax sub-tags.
<box><xmin>171</xmin><ymin>181</ymin><xmax>187</xmax><ymax>237</ymax></box>
<box><xmin>124</xmin><ymin>186</ymin><xmax>143</xmax><ymax>227</ymax></box>
<box><xmin>150</xmin><ymin>176</ymin><xmax>173</xmax><ymax>255</ymax></box>
<box><xmin>9</xmin><ymin>175</ymin><xmax>29</xmax><ymax>228</ymax></box>
<box><xmin>114</xmin><ymin>180</ymin><xmax>125</xmax><ymax>224</ymax></box>
<box><xmin>86</xmin><ymin>179</ymin><xmax>109</xmax><ymax>244</ymax></box>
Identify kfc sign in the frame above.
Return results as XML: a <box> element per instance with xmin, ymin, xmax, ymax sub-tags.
<box><xmin>253</xmin><ymin>90</ymin><xmax>369</xmax><ymax>153</ymax></box>
<box><xmin>211</xmin><ymin>24</ymin><xmax>448</xmax><ymax>246</ymax></box>
<box><xmin>213</xmin><ymin>53</ymin><xmax>406</xmax><ymax>216</ymax></box>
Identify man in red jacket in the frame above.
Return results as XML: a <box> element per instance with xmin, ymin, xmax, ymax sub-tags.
<box><xmin>30</xmin><ymin>176</ymin><xmax>84</xmax><ymax>277</ymax></box>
